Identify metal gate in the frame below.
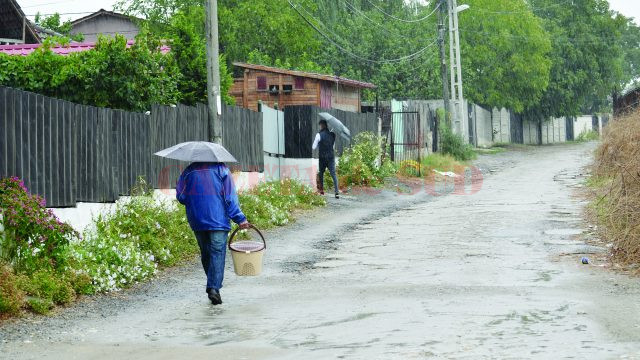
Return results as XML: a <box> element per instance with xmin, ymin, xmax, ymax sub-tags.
<box><xmin>388</xmin><ymin>110</ymin><xmax>422</xmax><ymax>174</ymax></box>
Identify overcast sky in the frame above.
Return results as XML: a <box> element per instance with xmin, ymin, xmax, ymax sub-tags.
<box><xmin>16</xmin><ymin>0</ymin><xmax>640</xmax><ymax>24</ymax></box>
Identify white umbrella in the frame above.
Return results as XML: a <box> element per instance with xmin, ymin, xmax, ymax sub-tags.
<box><xmin>154</xmin><ymin>141</ymin><xmax>238</xmax><ymax>163</ymax></box>
<box><xmin>318</xmin><ymin>112</ymin><xmax>351</xmax><ymax>141</ymax></box>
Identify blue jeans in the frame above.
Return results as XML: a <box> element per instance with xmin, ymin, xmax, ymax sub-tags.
<box><xmin>194</xmin><ymin>230</ymin><xmax>228</xmax><ymax>291</ymax></box>
<box><xmin>319</xmin><ymin>157</ymin><xmax>339</xmax><ymax>194</ymax></box>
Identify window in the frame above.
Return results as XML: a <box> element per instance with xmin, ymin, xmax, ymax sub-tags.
<box><xmin>257</xmin><ymin>76</ymin><xmax>267</xmax><ymax>91</ymax></box>
<box><xmin>294</xmin><ymin>77</ymin><xmax>305</xmax><ymax>90</ymax></box>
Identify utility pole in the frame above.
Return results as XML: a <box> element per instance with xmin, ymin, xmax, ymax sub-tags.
<box><xmin>205</xmin><ymin>0</ymin><xmax>222</xmax><ymax>143</ymax></box>
<box><xmin>448</xmin><ymin>0</ymin><xmax>465</xmax><ymax>136</ymax></box>
<box><xmin>437</xmin><ymin>0</ymin><xmax>451</xmax><ymax>120</ymax></box>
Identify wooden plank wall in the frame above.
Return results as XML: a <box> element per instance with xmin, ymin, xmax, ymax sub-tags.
<box><xmin>221</xmin><ymin>103</ymin><xmax>264</xmax><ymax>173</ymax></box>
<box><xmin>283</xmin><ymin>105</ymin><xmax>378</xmax><ymax>158</ymax></box>
<box><xmin>0</xmin><ymin>86</ymin><xmax>263</xmax><ymax>208</ymax></box>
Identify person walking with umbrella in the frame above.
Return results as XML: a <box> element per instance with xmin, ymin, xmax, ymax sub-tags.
<box><xmin>313</xmin><ymin>119</ymin><xmax>340</xmax><ymax>199</ymax></box>
<box><xmin>156</xmin><ymin>142</ymin><xmax>250</xmax><ymax>305</ymax></box>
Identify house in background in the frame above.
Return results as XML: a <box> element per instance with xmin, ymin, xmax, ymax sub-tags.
<box><xmin>230</xmin><ymin>62</ymin><xmax>376</xmax><ymax>113</ymax></box>
<box><xmin>69</xmin><ymin>9</ymin><xmax>140</xmax><ymax>42</ymax></box>
<box><xmin>0</xmin><ymin>0</ymin><xmax>41</xmax><ymax>44</ymax></box>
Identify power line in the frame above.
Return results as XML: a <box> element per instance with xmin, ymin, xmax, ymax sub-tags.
<box><xmin>363</xmin><ymin>0</ymin><xmax>440</xmax><ymax>23</ymax></box>
<box><xmin>20</xmin><ymin>0</ymin><xmax>81</xmax><ymax>9</ymax></box>
<box><xmin>289</xmin><ymin>0</ymin><xmax>439</xmax><ymax>64</ymax></box>
<box><xmin>342</xmin><ymin>0</ymin><xmax>403</xmax><ymax>38</ymax></box>
<box><xmin>25</xmin><ymin>11</ymin><xmax>95</xmax><ymax>17</ymax></box>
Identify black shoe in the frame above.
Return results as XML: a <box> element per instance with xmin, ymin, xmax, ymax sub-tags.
<box><xmin>335</xmin><ymin>193</ymin><xmax>340</xmax><ymax>199</ymax></box>
<box><xmin>207</xmin><ymin>288</ymin><xmax>222</xmax><ymax>305</ymax></box>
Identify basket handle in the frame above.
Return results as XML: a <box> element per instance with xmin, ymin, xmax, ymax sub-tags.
<box><xmin>228</xmin><ymin>223</ymin><xmax>266</xmax><ymax>250</ymax></box>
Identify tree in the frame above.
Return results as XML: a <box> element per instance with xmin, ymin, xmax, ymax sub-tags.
<box><xmin>458</xmin><ymin>0</ymin><xmax>552</xmax><ymax>113</ymax></box>
<box><xmin>34</xmin><ymin>13</ymin><xmax>84</xmax><ymax>42</ymax></box>
<box><xmin>218</xmin><ymin>0</ymin><xmax>323</xmax><ymax>72</ymax></box>
<box><xmin>169</xmin><ymin>6</ymin><xmax>233</xmax><ymax>105</ymax></box>
<box><xmin>617</xmin><ymin>15</ymin><xmax>640</xmax><ymax>91</ymax></box>
<box><xmin>527</xmin><ymin>0</ymin><xmax>623</xmax><ymax>117</ymax></box>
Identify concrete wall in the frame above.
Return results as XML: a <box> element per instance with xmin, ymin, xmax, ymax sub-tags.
<box><xmin>574</xmin><ymin>116</ymin><xmax>593</xmax><ymax>137</ymax></box>
<box><xmin>70</xmin><ymin>15</ymin><xmax>139</xmax><ymax>42</ymax></box>
<box><xmin>491</xmin><ymin>108</ymin><xmax>511</xmax><ymax>144</ymax></box>
<box><xmin>470</xmin><ymin>105</ymin><xmax>493</xmax><ymax>147</ymax></box>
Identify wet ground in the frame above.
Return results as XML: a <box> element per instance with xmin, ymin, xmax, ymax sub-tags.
<box><xmin>2</xmin><ymin>143</ymin><xmax>640</xmax><ymax>359</ymax></box>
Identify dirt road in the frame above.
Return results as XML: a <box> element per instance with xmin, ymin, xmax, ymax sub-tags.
<box><xmin>2</xmin><ymin>143</ymin><xmax>640</xmax><ymax>359</ymax></box>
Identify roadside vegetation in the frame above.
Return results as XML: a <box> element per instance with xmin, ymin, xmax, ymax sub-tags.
<box><xmin>439</xmin><ymin>122</ymin><xmax>476</xmax><ymax>161</ymax></box>
<box><xmin>588</xmin><ymin>112</ymin><xmax>640</xmax><ymax>269</ymax></box>
<box><xmin>575</xmin><ymin>130</ymin><xmax>600</xmax><ymax>143</ymax></box>
<box><xmin>397</xmin><ymin>154</ymin><xmax>466</xmax><ymax>179</ymax></box>
<box><xmin>322</xmin><ymin>132</ymin><xmax>396</xmax><ymax>190</ymax></box>
<box><xmin>0</xmin><ymin>177</ymin><xmax>324</xmax><ymax>318</ymax></box>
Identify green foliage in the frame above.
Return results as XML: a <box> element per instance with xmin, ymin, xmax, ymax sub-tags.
<box><xmin>26</xmin><ymin>298</ymin><xmax>53</xmax><ymax>315</ymax></box>
<box><xmin>0</xmin><ymin>264</ymin><xmax>24</xmax><ymax>316</ymax></box>
<box><xmin>397</xmin><ymin>154</ymin><xmax>464</xmax><ymax>178</ymax></box>
<box><xmin>460</xmin><ymin>0</ymin><xmax>552</xmax><ymax>112</ymax></box>
<box><xmin>575</xmin><ymin>130</ymin><xmax>600</xmax><ymax>143</ymax></box>
<box><xmin>439</xmin><ymin>123</ymin><xmax>476</xmax><ymax>161</ymax></box>
<box><xmin>527</xmin><ymin>0</ymin><xmax>624</xmax><ymax>116</ymax></box>
<box><xmin>34</xmin><ymin>12</ymin><xmax>85</xmax><ymax>42</ymax></box>
<box><xmin>0</xmin><ymin>176</ymin><xmax>77</xmax><ymax>273</ymax></box>
<box><xmin>0</xmin><ymin>33</ymin><xmax>181</xmax><ymax>111</ymax></box>
<box><xmin>169</xmin><ymin>6</ymin><xmax>234</xmax><ymax>105</ymax></box>
<box><xmin>239</xmin><ymin>179</ymin><xmax>326</xmax><ymax>230</ymax></box>
<box><xmin>338</xmin><ymin>132</ymin><xmax>395</xmax><ymax>187</ymax></box>
<box><xmin>218</xmin><ymin>0</ymin><xmax>323</xmax><ymax>73</ymax></box>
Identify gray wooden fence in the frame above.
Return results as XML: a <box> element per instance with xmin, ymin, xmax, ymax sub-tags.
<box><xmin>0</xmin><ymin>86</ymin><xmax>263</xmax><ymax>207</ymax></box>
<box><xmin>283</xmin><ymin>105</ymin><xmax>378</xmax><ymax>158</ymax></box>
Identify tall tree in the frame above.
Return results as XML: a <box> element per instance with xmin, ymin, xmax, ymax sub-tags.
<box><xmin>527</xmin><ymin>0</ymin><xmax>623</xmax><ymax>117</ymax></box>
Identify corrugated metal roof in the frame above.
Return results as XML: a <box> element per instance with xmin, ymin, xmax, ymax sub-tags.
<box><xmin>233</xmin><ymin>62</ymin><xmax>376</xmax><ymax>89</ymax></box>
<box><xmin>0</xmin><ymin>40</ymin><xmax>170</xmax><ymax>56</ymax></box>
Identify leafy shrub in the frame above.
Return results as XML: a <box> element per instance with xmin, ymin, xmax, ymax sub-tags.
<box><xmin>239</xmin><ymin>179</ymin><xmax>326</xmax><ymax>230</ymax></box>
<box><xmin>439</xmin><ymin>123</ymin><xmax>476</xmax><ymax>161</ymax></box>
<box><xmin>27</xmin><ymin>298</ymin><xmax>53</xmax><ymax>315</ymax></box>
<box><xmin>0</xmin><ymin>177</ymin><xmax>78</xmax><ymax>273</ymax></box>
<box><xmin>0</xmin><ymin>264</ymin><xmax>24</xmax><ymax>316</ymax></box>
<box><xmin>23</xmin><ymin>270</ymin><xmax>75</xmax><ymax>305</ymax></box>
<box><xmin>575</xmin><ymin>130</ymin><xmax>599</xmax><ymax>142</ymax></box>
<box><xmin>69</xmin><ymin>234</ymin><xmax>157</xmax><ymax>293</ymax></box>
<box><xmin>338</xmin><ymin>132</ymin><xmax>396</xmax><ymax>187</ymax></box>
<box><xmin>397</xmin><ymin>154</ymin><xmax>465</xmax><ymax>178</ymax></box>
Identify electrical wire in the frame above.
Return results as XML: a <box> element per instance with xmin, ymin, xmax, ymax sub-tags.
<box><xmin>364</xmin><ymin>0</ymin><xmax>441</xmax><ymax>23</ymax></box>
<box><xmin>342</xmin><ymin>0</ymin><xmax>403</xmax><ymax>38</ymax></box>
<box><xmin>289</xmin><ymin>0</ymin><xmax>439</xmax><ymax>64</ymax></box>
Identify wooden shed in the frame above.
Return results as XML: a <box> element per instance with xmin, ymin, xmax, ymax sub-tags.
<box><xmin>230</xmin><ymin>62</ymin><xmax>376</xmax><ymax>113</ymax></box>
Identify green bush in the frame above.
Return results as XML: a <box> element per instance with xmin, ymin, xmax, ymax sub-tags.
<box><xmin>338</xmin><ymin>132</ymin><xmax>396</xmax><ymax>187</ymax></box>
<box><xmin>239</xmin><ymin>179</ymin><xmax>326</xmax><ymax>230</ymax></box>
<box><xmin>27</xmin><ymin>298</ymin><xmax>53</xmax><ymax>315</ymax></box>
<box><xmin>0</xmin><ymin>177</ymin><xmax>78</xmax><ymax>273</ymax></box>
<box><xmin>439</xmin><ymin>123</ymin><xmax>476</xmax><ymax>161</ymax></box>
<box><xmin>575</xmin><ymin>130</ymin><xmax>600</xmax><ymax>142</ymax></box>
<box><xmin>0</xmin><ymin>264</ymin><xmax>24</xmax><ymax>316</ymax></box>
<box><xmin>0</xmin><ymin>176</ymin><xmax>325</xmax><ymax>317</ymax></box>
